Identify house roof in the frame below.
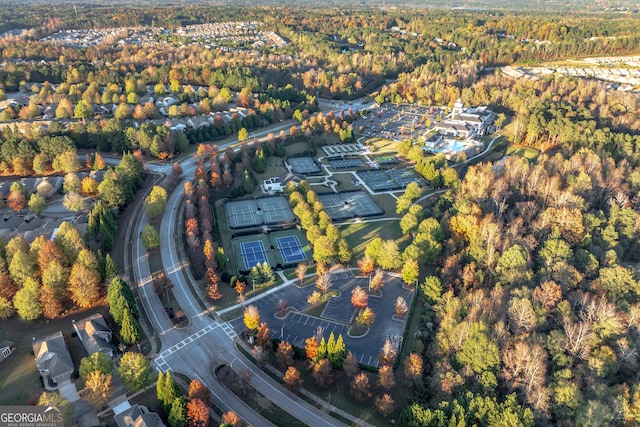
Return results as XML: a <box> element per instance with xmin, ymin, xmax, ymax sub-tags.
<box><xmin>0</xmin><ymin>340</ymin><xmax>14</xmax><ymax>349</ymax></box>
<box><xmin>75</xmin><ymin>314</ymin><xmax>112</xmax><ymax>356</ymax></box>
<box><xmin>279</xmin><ymin>172</ymin><xmax>305</xmax><ymax>185</ymax></box>
<box><xmin>32</xmin><ymin>331</ymin><xmax>73</xmax><ymax>380</ymax></box>
<box><xmin>115</xmin><ymin>405</ymin><xmax>165</xmax><ymax>427</ymax></box>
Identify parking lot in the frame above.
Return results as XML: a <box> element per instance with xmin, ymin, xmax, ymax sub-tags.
<box><xmin>229</xmin><ymin>270</ymin><xmax>415</xmax><ymax>368</ymax></box>
<box><xmin>362</xmin><ymin>104</ymin><xmax>440</xmax><ymax>140</ymax></box>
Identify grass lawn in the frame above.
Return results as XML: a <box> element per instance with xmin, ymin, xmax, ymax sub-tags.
<box><xmin>363</xmin><ymin>137</ymin><xmax>400</xmax><ymax>153</ymax></box>
<box><xmin>339</xmin><ymin>220</ymin><xmax>408</xmax><ymax>261</ymax></box>
<box><xmin>506</xmin><ymin>144</ymin><xmax>540</xmax><ymax>161</ymax></box>
<box><xmin>0</xmin><ymin>305</ymin><xmax>111</xmax><ymax>405</ymax></box>
<box><xmin>327</xmin><ymin>172</ymin><xmax>360</xmax><ymax>192</ymax></box>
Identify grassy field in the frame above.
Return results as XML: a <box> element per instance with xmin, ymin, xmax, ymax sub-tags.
<box><xmin>339</xmin><ymin>220</ymin><xmax>408</xmax><ymax>261</ymax></box>
<box><xmin>506</xmin><ymin>144</ymin><xmax>541</xmax><ymax>161</ymax></box>
<box><xmin>362</xmin><ymin>137</ymin><xmax>400</xmax><ymax>153</ymax></box>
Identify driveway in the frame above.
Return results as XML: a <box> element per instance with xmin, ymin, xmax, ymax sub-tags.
<box><xmin>57</xmin><ymin>380</ymin><xmax>80</xmax><ymax>402</ymax></box>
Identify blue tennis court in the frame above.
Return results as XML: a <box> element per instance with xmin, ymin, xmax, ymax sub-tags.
<box><xmin>276</xmin><ymin>236</ymin><xmax>307</xmax><ymax>263</ymax></box>
<box><xmin>240</xmin><ymin>241</ymin><xmax>268</xmax><ymax>269</ymax></box>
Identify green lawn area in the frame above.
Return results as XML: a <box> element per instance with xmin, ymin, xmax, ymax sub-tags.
<box><xmin>339</xmin><ymin>220</ymin><xmax>408</xmax><ymax>261</ymax></box>
<box><xmin>506</xmin><ymin>144</ymin><xmax>540</xmax><ymax>161</ymax></box>
<box><xmin>363</xmin><ymin>137</ymin><xmax>400</xmax><ymax>153</ymax></box>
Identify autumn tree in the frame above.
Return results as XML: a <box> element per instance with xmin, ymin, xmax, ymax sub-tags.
<box><xmin>351</xmin><ymin>286</ymin><xmax>368</xmax><ymax>312</ymax></box>
<box><xmin>188</xmin><ymin>379</ymin><xmax>212</xmax><ymax>406</ymax></box>
<box><xmin>7</xmin><ymin>191</ymin><xmax>26</xmax><ymax>211</ymax></box>
<box><xmin>187</xmin><ymin>399</ymin><xmax>209</xmax><ymax>427</ymax></box>
<box><xmin>312</xmin><ymin>359</ymin><xmax>333</xmax><ymax>388</ymax></box>
<box><xmin>220</xmin><ymin>411</ymin><xmax>243</xmax><ymax>427</ymax></box>
<box><xmin>83</xmin><ymin>372</ymin><xmax>112</xmax><ymax>409</ymax></box>
<box><xmin>276</xmin><ymin>341</ymin><xmax>294</xmax><ymax>367</ymax></box>
<box><xmin>343</xmin><ymin>351</ymin><xmax>360</xmax><ymax>378</ymax></box>
<box><xmin>206</xmin><ymin>269</ymin><xmax>222</xmax><ymax>301</ymax></box>
<box><xmin>350</xmin><ymin>372</ymin><xmax>372</xmax><ymax>401</ymax></box>
<box><xmin>404</xmin><ymin>353</ymin><xmax>423</xmax><ymax>382</ymax></box>
<box><xmin>305</xmin><ymin>336</ymin><xmax>319</xmax><ymax>362</ymax></box>
<box><xmin>395</xmin><ymin>297</ymin><xmax>409</xmax><ymax>316</ymax></box>
<box><xmin>315</xmin><ymin>273</ymin><xmax>332</xmax><ymax>297</ymax></box>
<box><xmin>377</xmin><ymin>365</ymin><xmax>395</xmax><ymax>390</ymax></box>
<box><xmin>283</xmin><ymin>366</ymin><xmax>303</xmax><ymax>393</ymax></box>
<box><xmin>401</xmin><ymin>259</ymin><xmax>419</xmax><ymax>286</ymax></box>
<box><xmin>68</xmin><ymin>262</ymin><xmax>101</xmax><ymax>308</ymax></box>
<box><xmin>39</xmin><ymin>284</ymin><xmax>63</xmax><ymax>319</ymax></box>
<box><xmin>243</xmin><ymin>305</ymin><xmax>260</xmax><ymax>331</ymax></box>
<box><xmin>357</xmin><ymin>307</ymin><xmax>376</xmax><ymax>328</ymax></box>
<box><xmin>256</xmin><ymin>322</ymin><xmax>272</xmax><ymax>350</ymax></box>
<box><xmin>296</xmin><ymin>263</ymin><xmax>306</xmax><ymax>286</ymax></box>
<box><xmin>379</xmin><ymin>339</ymin><xmax>397</xmax><ymax>367</ymax></box>
<box><xmin>369</xmin><ymin>268</ymin><xmax>385</xmax><ymax>292</ymax></box>
<box><xmin>376</xmin><ymin>394</ymin><xmax>395</xmax><ymax>417</ymax></box>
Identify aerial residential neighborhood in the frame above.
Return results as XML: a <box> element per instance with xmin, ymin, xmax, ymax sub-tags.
<box><xmin>0</xmin><ymin>1</ymin><xmax>640</xmax><ymax>427</ymax></box>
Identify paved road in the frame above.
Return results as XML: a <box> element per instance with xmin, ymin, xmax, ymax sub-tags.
<box><xmin>129</xmin><ymin>100</ymin><xmax>376</xmax><ymax>426</ymax></box>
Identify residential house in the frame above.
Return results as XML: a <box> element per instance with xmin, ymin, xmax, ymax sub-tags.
<box><xmin>73</xmin><ymin>314</ymin><xmax>114</xmax><ymax>358</ymax></box>
<box><xmin>115</xmin><ymin>405</ymin><xmax>165</xmax><ymax>427</ymax></box>
<box><xmin>32</xmin><ymin>331</ymin><xmax>74</xmax><ymax>388</ymax></box>
<box><xmin>0</xmin><ymin>340</ymin><xmax>15</xmax><ymax>363</ymax></box>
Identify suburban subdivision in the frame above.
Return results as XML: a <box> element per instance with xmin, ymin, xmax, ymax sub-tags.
<box><xmin>1</xmin><ymin>2</ymin><xmax>640</xmax><ymax>427</ymax></box>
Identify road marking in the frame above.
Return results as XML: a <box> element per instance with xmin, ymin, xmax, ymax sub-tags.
<box><xmin>154</xmin><ymin>322</ymin><xmax>220</xmax><ymax>365</ymax></box>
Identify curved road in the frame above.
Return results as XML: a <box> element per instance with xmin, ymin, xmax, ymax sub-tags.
<box><xmin>129</xmin><ymin>101</ymin><xmax>376</xmax><ymax>426</ymax></box>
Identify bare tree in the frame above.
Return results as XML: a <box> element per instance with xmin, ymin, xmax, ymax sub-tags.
<box><xmin>315</xmin><ymin>273</ymin><xmax>332</xmax><ymax>297</ymax></box>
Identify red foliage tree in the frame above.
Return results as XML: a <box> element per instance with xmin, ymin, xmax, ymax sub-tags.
<box><xmin>186</xmin><ymin>399</ymin><xmax>209</xmax><ymax>427</ymax></box>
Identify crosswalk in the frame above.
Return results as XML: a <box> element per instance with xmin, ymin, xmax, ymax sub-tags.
<box><xmin>154</xmin><ymin>321</ymin><xmax>240</xmax><ymax>371</ymax></box>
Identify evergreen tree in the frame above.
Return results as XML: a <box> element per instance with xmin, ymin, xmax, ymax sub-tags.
<box><xmin>120</xmin><ymin>308</ymin><xmax>141</xmax><ymax>345</ymax></box>
<box><xmin>329</xmin><ymin>334</ymin><xmax>347</xmax><ymax>368</ymax></box>
<box><xmin>318</xmin><ymin>337</ymin><xmax>327</xmax><ymax>360</ymax></box>
<box><xmin>168</xmin><ymin>397</ymin><xmax>188</xmax><ymax>427</ymax></box>
<box><xmin>104</xmin><ymin>254</ymin><xmax>118</xmax><ymax>280</ymax></box>
<box><xmin>108</xmin><ymin>278</ymin><xmax>137</xmax><ymax>324</ymax></box>
<box><xmin>156</xmin><ymin>371</ymin><xmax>166</xmax><ymax>406</ymax></box>
<box><xmin>157</xmin><ymin>371</ymin><xmax>178</xmax><ymax>411</ymax></box>
<box><xmin>242</xmin><ymin>170</ymin><xmax>254</xmax><ymax>194</ymax></box>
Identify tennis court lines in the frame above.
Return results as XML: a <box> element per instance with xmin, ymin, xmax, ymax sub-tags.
<box><xmin>226</xmin><ymin>197</ymin><xmax>295</xmax><ymax>229</ymax></box>
<box><xmin>357</xmin><ymin>169</ymin><xmax>422</xmax><ymax>191</ymax></box>
<box><xmin>317</xmin><ymin>192</ymin><xmax>383</xmax><ymax>219</ymax></box>
<box><xmin>258</xmin><ymin>198</ymin><xmax>294</xmax><ymax>222</ymax></box>
<box><xmin>275</xmin><ymin>236</ymin><xmax>306</xmax><ymax>263</ymax></box>
<box><xmin>329</xmin><ymin>158</ymin><xmax>364</xmax><ymax>169</ymax></box>
<box><xmin>240</xmin><ymin>240</ymin><xmax>268</xmax><ymax>269</ymax></box>
<box><xmin>289</xmin><ymin>157</ymin><xmax>321</xmax><ymax>174</ymax></box>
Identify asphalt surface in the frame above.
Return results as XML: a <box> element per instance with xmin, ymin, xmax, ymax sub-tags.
<box><xmin>129</xmin><ymin>101</ymin><xmax>378</xmax><ymax>426</ymax></box>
